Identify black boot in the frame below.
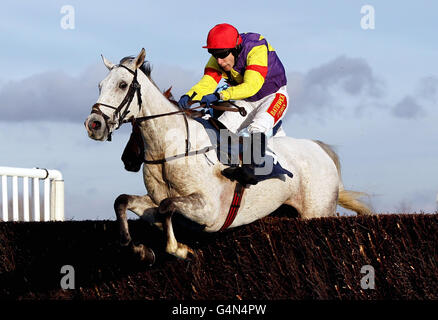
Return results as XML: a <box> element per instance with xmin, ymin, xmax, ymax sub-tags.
<box><xmin>221</xmin><ymin>165</ymin><xmax>260</xmax><ymax>185</ymax></box>
<box><xmin>221</xmin><ymin>132</ymin><xmax>293</xmax><ymax>185</ymax></box>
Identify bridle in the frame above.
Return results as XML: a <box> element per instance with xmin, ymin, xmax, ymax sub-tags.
<box><xmin>91</xmin><ymin>65</ymin><xmax>143</xmax><ymax>141</ymax></box>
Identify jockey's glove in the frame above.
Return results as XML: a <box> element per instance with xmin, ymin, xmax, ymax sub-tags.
<box><xmin>200</xmin><ymin>93</ymin><xmax>220</xmax><ymax>107</ymax></box>
<box><xmin>178</xmin><ymin>95</ymin><xmax>191</xmax><ymax>109</ymax></box>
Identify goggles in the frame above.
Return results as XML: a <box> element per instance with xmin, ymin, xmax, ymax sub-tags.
<box><xmin>208</xmin><ymin>49</ymin><xmax>232</xmax><ymax>59</ymax></box>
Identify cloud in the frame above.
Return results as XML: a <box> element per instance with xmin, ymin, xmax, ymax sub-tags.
<box><xmin>391</xmin><ymin>95</ymin><xmax>426</xmax><ymax>119</ymax></box>
<box><xmin>286</xmin><ymin>56</ymin><xmax>438</xmax><ymax>121</ymax></box>
<box><xmin>1</xmin><ymin>55</ymin><xmax>384</xmax><ymax>122</ymax></box>
<box><xmin>287</xmin><ymin>55</ymin><xmax>385</xmax><ymax>115</ymax></box>
<box><xmin>0</xmin><ymin>62</ymin><xmax>201</xmax><ymax>123</ymax></box>
<box><xmin>2</xmin><ymin>55</ymin><xmax>434</xmax><ymax>124</ymax></box>
<box><xmin>0</xmin><ymin>64</ymin><xmax>106</xmax><ymax>122</ymax></box>
<box><xmin>415</xmin><ymin>76</ymin><xmax>438</xmax><ymax>102</ymax></box>
<box><xmin>390</xmin><ymin>76</ymin><xmax>438</xmax><ymax>119</ymax></box>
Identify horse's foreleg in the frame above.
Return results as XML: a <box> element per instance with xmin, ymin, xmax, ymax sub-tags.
<box><xmin>163</xmin><ymin>210</ymin><xmax>195</xmax><ymax>259</ymax></box>
<box><xmin>114</xmin><ymin>194</ymin><xmax>157</xmax><ymax>265</ymax></box>
<box><xmin>158</xmin><ymin>193</ymin><xmax>205</xmax><ymax>259</ymax></box>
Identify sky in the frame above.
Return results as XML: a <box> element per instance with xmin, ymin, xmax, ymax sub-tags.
<box><xmin>0</xmin><ymin>0</ymin><xmax>437</xmax><ymax>220</ymax></box>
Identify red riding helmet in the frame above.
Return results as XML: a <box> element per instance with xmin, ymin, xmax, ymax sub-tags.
<box><xmin>202</xmin><ymin>23</ymin><xmax>242</xmax><ymax>49</ymax></box>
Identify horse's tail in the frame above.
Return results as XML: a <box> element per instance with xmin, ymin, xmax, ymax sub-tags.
<box><xmin>338</xmin><ymin>189</ymin><xmax>373</xmax><ymax>216</ymax></box>
<box><xmin>313</xmin><ymin>140</ymin><xmax>373</xmax><ymax>216</ymax></box>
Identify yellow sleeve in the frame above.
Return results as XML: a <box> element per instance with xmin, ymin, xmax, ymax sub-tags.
<box><xmin>186</xmin><ymin>56</ymin><xmax>224</xmax><ymax>101</ymax></box>
<box><xmin>220</xmin><ymin>44</ymin><xmax>268</xmax><ymax>101</ymax></box>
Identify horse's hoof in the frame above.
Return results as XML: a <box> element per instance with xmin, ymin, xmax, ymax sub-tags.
<box><xmin>167</xmin><ymin>242</ymin><xmax>194</xmax><ymax>260</ymax></box>
<box><xmin>132</xmin><ymin>243</ymin><xmax>156</xmax><ymax>266</ymax></box>
<box><xmin>177</xmin><ymin>243</ymin><xmax>194</xmax><ymax>259</ymax></box>
<box><xmin>185</xmin><ymin>246</ymin><xmax>196</xmax><ymax>261</ymax></box>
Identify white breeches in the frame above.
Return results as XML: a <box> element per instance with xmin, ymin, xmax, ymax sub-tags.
<box><xmin>218</xmin><ymin>86</ymin><xmax>289</xmax><ymax>138</ymax></box>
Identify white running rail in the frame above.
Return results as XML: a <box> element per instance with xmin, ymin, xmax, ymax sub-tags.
<box><xmin>0</xmin><ymin>166</ymin><xmax>64</xmax><ymax>222</ymax></box>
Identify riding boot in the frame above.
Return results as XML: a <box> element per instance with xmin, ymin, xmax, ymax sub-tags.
<box><xmin>221</xmin><ymin>132</ymin><xmax>293</xmax><ymax>185</ymax></box>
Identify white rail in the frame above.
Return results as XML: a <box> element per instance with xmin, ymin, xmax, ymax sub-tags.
<box><xmin>0</xmin><ymin>166</ymin><xmax>64</xmax><ymax>222</ymax></box>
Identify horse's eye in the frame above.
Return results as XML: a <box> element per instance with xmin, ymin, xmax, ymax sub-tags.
<box><xmin>119</xmin><ymin>81</ymin><xmax>128</xmax><ymax>89</ymax></box>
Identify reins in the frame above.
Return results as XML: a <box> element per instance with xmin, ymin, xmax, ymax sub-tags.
<box><xmin>134</xmin><ymin>99</ymin><xmax>247</xmax><ymax>122</ymax></box>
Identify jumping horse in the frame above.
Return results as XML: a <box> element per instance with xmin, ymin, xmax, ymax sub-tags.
<box><xmin>85</xmin><ymin>48</ymin><xmax>372</xmax><ymax>265</ymax></box>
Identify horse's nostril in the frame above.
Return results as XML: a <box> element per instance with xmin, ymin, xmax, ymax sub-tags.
<box><xmin>91</xmin><ymin>120</ymin><xmax>101</xmax><ymax>130</ymax></box>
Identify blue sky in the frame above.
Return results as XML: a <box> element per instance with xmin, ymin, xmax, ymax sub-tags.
<box><xmin>1</xmin><ymin>0</ymin><xmax>437</xmax><ymax>220</ymax></box>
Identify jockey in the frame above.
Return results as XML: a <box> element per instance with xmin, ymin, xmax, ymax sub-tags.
<box><xmin>178</xmin><ymin>23</ymin><xmax>293</xmax><ymax>185</ymax></box>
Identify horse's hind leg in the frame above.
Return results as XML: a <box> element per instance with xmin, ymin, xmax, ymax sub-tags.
<box><xmin>114</xmin><ymin>194</ymin><xmax>158</xmax><ymax>265</ymax></box>
<box><xmin>158</xmin><ymin>192</ymin><xmax>206</xmax><ymax>259</ymax></box>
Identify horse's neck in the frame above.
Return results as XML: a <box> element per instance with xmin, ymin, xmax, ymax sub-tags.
<box><xmin>137</xmin><ymin>73</ymin><xmax>187</xmax><ymax>157</ymax></box>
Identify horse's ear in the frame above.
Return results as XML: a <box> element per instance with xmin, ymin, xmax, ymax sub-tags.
<box><xmin>134</xmin><ymin>48</ymin><xmax>146</xmax><ymax>70</ymax></box>
<box><xmin>163</xmin><ymin>86</ymin><xmax>173</xmax><ymax>98</ymax></box>
<box><xmin>101</xmin><ymin>54</ymin><xmax>115</xmax><ymax>70</ymax></box>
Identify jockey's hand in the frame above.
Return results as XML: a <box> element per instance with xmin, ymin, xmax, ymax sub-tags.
<box><xmin>200</xmin><ymin>93</ymin><xmax>220</xmax><ymax>107</ymax></box>
<box><xmin>178</xmin><ymin>95</ymin><xmax>191</xmax><ymax>109</ymax></box>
